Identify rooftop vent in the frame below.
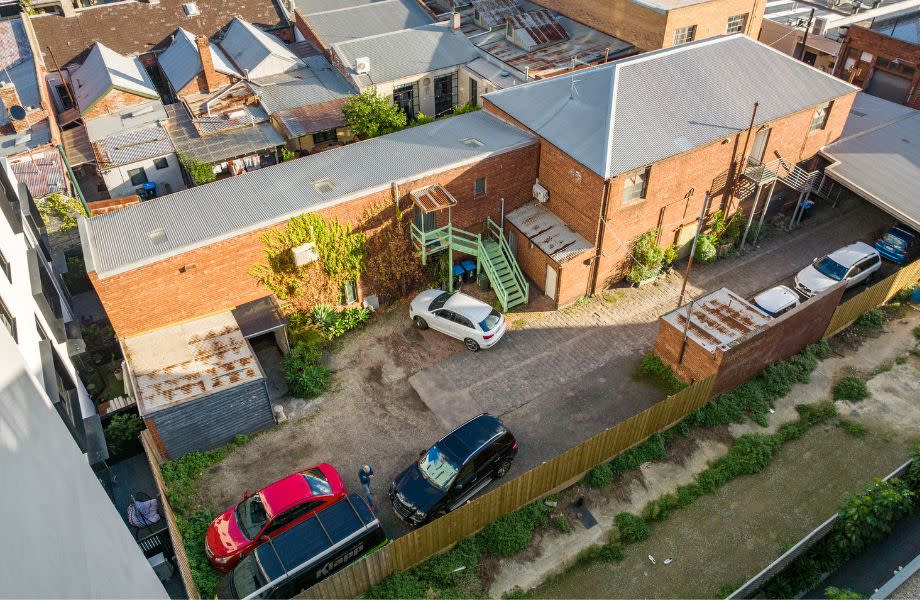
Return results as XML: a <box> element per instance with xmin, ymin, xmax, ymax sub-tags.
<box><xmin>183</xmin><ymin>2</ymin><xmax>199</xmax><ymax>16</ymax></box>
<box><xmin>148</xmin><ymin>228</ymin><xmax>168</xmax><ymax>245</ymax></box>
<box><xmin>313</xmin><ymin>178</ymin><xmax>336</xmax><ymax>193</ymax></box>
<box><xmin>459</xmin><ymin>137</ymin><xmax>483</xmax><ymax>148</ymax></box>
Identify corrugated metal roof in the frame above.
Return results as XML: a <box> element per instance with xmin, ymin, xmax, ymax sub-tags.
<box><xmin>92</xmin><ymin>124</ymin><xmax>175</xmax><ymax>169</ymax></box>
<box><xmin>62</xmin><ymin>125</ymin><xmax>94</xmax><ymax>166</ymax></box>
<box><xmin>471</xmin><ymin>0</ymin><xmax>522</xmax><ymax>29</ymax></box>
<box><xmin>253</xmin><ymin>57</ymin><xmax>355</xmax><ymax>114</ymax></box>
<box><xmin>158</xmin><ymin>27</ymin><xmax>241</xmax><ymax>93</ymax></box>
<box><xmin>84</xmin><ymin>100</ymin><xmax>168</xmax><ymax>142</ymax></box>
<box><xmin>822</xmin><ymin>107</ymin><xmax>920</xmax><ymax>232</ymax></box>
<box><xmin>0</xmin><ymin>121</ymin><xmax>52</xmax><ymax>158</ymax></box>
<box><xmin>84</xmin><ymin>110</ymin><xmax>535</xmax><ymax>276</ymax></box>
<box><xmin>485</xmin><ymin>35</ymin><xmax>858</xmax><ymax>179</ymax></box>
<box><xmin>70</xmin><ymin>43</ymin><xmax>159</xmax><ymax>115</ymax></box>
<box><xmin>506</xmin><ymin>9</ymin><xmax>568</xmax><ymax>50</ymax></box>
<box><xmin>464</xmin><ymin>57</ymin><xmax>524</xmax><ymax>89</ymax></box>
<box><xmin>294</xmin><ymin>0</ymin><xmax>385</xmax><ymax>14</ymax></box>
<box><xmin>411</xmin><ymin>183</ymin><xmax>457</xmax><ymax>212</ymax></box>
<box><xmin>506</xmin><ymin>201</ymin><xmax>592</xmax><ymax>263</ymax></box>
<box><xmin>331</xmin><ymin>22</ymin><xmax>480</xmax><ymax>88</ymax></box>
<box><xmin>164</xmin><ymin>102</ymin><xmax>285</xmax><ymax>164</ymax></box>
<box><xmin>9</xmin><ymin>152</ymin><xmax>67</xmax><ymax>198</ymax></box>
<box><xmin>302</xmin><ymin>0</ymin><xmax>433</xmax><ymax>47</ymax></box>
<box><xmin>841</xmin><ymin>92</ymin><xmax>915</xmax><ymax>138</ymax></box>
<box><xmin>661</xmin><ymin>287</ymin><xmax>770</xmax><ymax>353</ymax></box>
<box><xmin>219</xmin><ymin>18</ymin><xmax>303</xmax><ymax>79</ymax></box>
<box><xmin>273</xmin><ymin>97</ymin><xmax>349</xmax><ymax>137</ymax></box>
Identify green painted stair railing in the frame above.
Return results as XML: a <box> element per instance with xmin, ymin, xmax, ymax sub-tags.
<box><xmin>410</xmin><ymin>217</ymin><xmax>528</xmax><ymax>311</ymax></box>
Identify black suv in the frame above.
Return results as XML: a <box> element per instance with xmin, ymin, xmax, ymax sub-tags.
<box><xmin>389</xmin><ymin>413</ymin><xmax>517</xmax><ymax>526</ymax></box>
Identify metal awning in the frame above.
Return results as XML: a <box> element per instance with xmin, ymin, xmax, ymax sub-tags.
<box><xmin>410</xmin><ymin>183</ymin><xmax>457</xmax><ymax>213</ymax></box>
<box><xmin>61</xmin><ymin>125</ymin><xmax>95</xmax><ymax>166</ymax></box>
<box><xmin>232</xmin><ymin>296</ymin><xmax>287</xmax><ymax>339</ymax></box>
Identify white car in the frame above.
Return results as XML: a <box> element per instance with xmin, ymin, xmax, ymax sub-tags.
<box><xmin>794</xmin><ymin>241</ymin><xmax>881</xmax><ymax>297</ymax></box>
<box><xmin>409</xmin><ymin>290</ymin><xmax>506</xmax><ymax>352</ymax></box>
<box><xmin>752</xmin><ymin>285</ymin><xmax>800</xmax><ymax>317</ymax></box>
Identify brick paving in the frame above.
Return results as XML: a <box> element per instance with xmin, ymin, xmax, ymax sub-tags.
<box><xmin>409</xmin><ymin>202</ymin><xmax>891</xmax><ymax>455</ymax></box>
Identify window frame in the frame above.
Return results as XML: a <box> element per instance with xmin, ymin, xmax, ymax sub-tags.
<box><xmin>809</xmin><ymin>101</ymin><xmax>833</xmax><ymax>132</ymax></box>
<box><xmin>312</xmin><ymin>128</ymin><xmax>337</xmax><ymax>145</ymax></box>
<box><xmin>726</xmin><ymin>13</ymin><xmax>748</xmax><ymax>34</ymax></box>
<box><xmin>474</xmin><ymin>176</ymin><xmax>487</xmax><ymax>198</ymax></box>
<box><xmin>153</xmin><ymin>157</ymin><xmax>169</xmax><ymax>170</ymax></box>
<box><xmin>470</xmin><ymin>77</ymin><xmax>478</xmax><ymax>107</ymax></box>
<box><xmin>621</xmin><ymin>166</ymin><xmax>651</xmax><ymax>204</ymax></box>
<box><xmin>1</xmin><ymin>246</ymin><xmax>10</xmax><ymax>282</ymax></box>
<box><xmin>673</xmin><ymin>25</ymin><xmax>697</xmax><ymax>45</ymax></box>
<box><xmin>127</xmin><ymin>167</ymin><xmax>148</xmax><ymax>186</ymax></box>
<box><xmin>0</xmin><ymin>297</ymin><xmax>16</xmax><ymax>342</ymax></box>
<box><xmin>341</xmin><ymin>279</ymin><xmax>358</xmax><ymax>305</ymax></box>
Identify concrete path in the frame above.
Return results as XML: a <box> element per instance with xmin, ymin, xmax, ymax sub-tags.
<box><xmin>410</xmin><ymin>203</ymin><xmax>891</xmax><ymax>440</ymax></box>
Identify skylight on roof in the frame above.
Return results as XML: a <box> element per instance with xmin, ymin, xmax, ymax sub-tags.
<box><xmin>460</xmin><ymin>137</ymin><xmax>484</xmax><ymax>148</ymax></box>
<box><xmin>148</xmin><ymin>228</ymin><xmax>168</xmax><ymax>245</ymax></box>
<box><xmin>313</xmin><ymin>178</ymin><xmax>336</xmax><ymax>193</ymax></box>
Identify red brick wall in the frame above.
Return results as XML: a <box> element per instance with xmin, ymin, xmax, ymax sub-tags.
<box><xmin>506</xmin><ymin>224</ymin><xmax>593</xmax><ymax>306</ymax></box>
<box><xmin>294</xmin><ymin>12</ymin><xmax>328</xmax><ymax>51</ymax></box>
<box><xmin>88</xmin><ymin>195</ymin><xmax>141</xmax><ymax>216</ymax></box>
<box><xmin>834</xmin><ymin>26</ymin><xmax>920</xmax><ymax>109</ymax></box>
<box><xmin>93</xmin><ymin>143</ymin><xmax>539</xmax><ymax>338</ymax></box>
<box><xmin>654</xmin><ymin>317</ymin><xmax>721</xmax><ymax>383</ymax></box>
<box><xmin>82</xmin><ymin>89</ymin><xmax>150</xmax><ymax>120</ymax></box>
<box><xmin>177</xmin><ymin>71</ymin><xmax>235</xmax><ymax>98</ymax></box>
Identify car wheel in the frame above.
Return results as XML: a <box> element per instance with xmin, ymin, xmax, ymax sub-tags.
<box><xmin>414</xmin><ymin>316</ymin><xmax>428</xmax><ymax>330</ymax></box>
<box><xmin>495</xmin><ymin>459</ymin><xmax>512</xmax><ymax>478</ymax></box>
<box><xmin>464</xmin><ymin>338</ymin><xmax>480</xmax><ymax>352</ymax></box>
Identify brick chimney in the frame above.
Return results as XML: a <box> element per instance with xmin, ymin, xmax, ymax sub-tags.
<box><xmin>195</xmin><ymin>35</ymin><xmax>221</xmax><ymax>93</ymax></box>
<box><xmin>0</xmin><ymin>81</ymin><xmax>27</xmax><ymax>134</ymax></box>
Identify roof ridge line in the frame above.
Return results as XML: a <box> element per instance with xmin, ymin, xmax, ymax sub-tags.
<box><xmin>829</xmin><ymin>107</ymin><xmax>919</xmax><ymax>145</ymax></box>
<box><xmin>305</xmin><ymin>0</ymin><xmax>400</xmax><ymax>16</ymax></box>
<box><xmin>602</xmin><ymin>65</ymin><xmax>619</xmax><ymax>179</ymax></box>
<box><xmin>330</xmin><ymin>21</ymin><xmax>446</xmax><ymax>49</ymax></box>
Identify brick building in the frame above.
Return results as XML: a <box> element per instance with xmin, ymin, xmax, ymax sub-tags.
<box><xmin>833</xmin><ymin>19</ymin><xmax>920</xmax><ymax>109</ymax></box>
<box><xmin>482</xmin><ymin>35</ymin><xmax>857</xmax><ymax>305</ymax></box>
<box><xmin>529</xmin><ymin>0</ymin><xmax>765</xmax><ymax>50</ymax></box>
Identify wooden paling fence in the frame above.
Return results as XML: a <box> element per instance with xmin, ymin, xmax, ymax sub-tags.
<box><xmin>141</xmin><ymin>431</ymin><xmax>200</xmax><ymax>600</ymax></box>
<box><xmin>824</xmin><ymin>258</ymin><xmax>920</xmax><ymax>337</ymax></box>
<box><xmin>301</xmin><ymin>375</ymin><xmax>716</xmax><ymax>599</ymax></box>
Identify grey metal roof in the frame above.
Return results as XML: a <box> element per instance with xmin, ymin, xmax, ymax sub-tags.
<box><xmin>842</xmin><ymin>92</ymin><xmax>916</xmax><ymax>138</ymax></box>
<box><xmin>821</xmin><ymin>107</ymin><xmax>920</xmax><ymax>231</ymax></box>
<box><xmin>253</xmin><ymin>56</ymin><xmax>355</xmax><ymax>114</ymax></box>
<box><xmin>0</xmin><ymin>121</ymin><xmax>52</xmax><ymax>157</ymax></box>
<box><xmin>464</xmin><ymin>57</ymin><xmax>525</xmax><ymax>90</ymax></box>
<box><xmin>158</xmin><ymin>28</ymin><xmax>241</xmax><ymax>93</ymax></box>
<box><xmin>301</xmin><ymin>0</ymin><xmax>432</xmax><ymax>47</ymax></box>
<box><xmin>83</xmin><ymin>110</ymin><xmax>535</xmax><ymax>277</ymax></box>
<box><xmin>84</xmin><ymin>100</ymin><xmax>168</xmax><ymax>142</ymax></box>
<box><xmin>0</xmin><ymin>19</ymin><xmax>40</xmax><ymax>125</ymax></box>
<box><xmin>294</xmin><ymin>0</ymin><xmax>386</xmax><ymax>14</ymax></box>
<box><xmin>70</xmin><ymin>43</ymin><xmax>159</xmax><ymax>114</ymax></box>
<box><xmin>506</xmin><ymin>201</ymin><xmax>592</xmax><ymax>263</ymax></box>
<box><xmin>219</xmin><ymin>18</ymin><xmax>303</xmax><ymax>79</ymax></box>
<box><xmin>331</xmin><ymin>22</ymin><xmax>479</xmax><ymax>88</ymax></box>
<box><xmin>163</xmin><ymin>103</ymin><xmax>285</xmax><ymax>164</ymax></box>
<box><xmin>93</xmin><ymin>124</ymin><xmax>175</xmax><ymax>169</ymax></box>
<box><xmin>485</xmin><ymin>35</ymin><xmax>858</xmax><ymax>179</ymax></box>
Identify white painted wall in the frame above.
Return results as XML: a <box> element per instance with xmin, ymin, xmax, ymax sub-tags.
<box><xmin>0</xmin><ymin>330</ymin><xmax>167</xmax><ymax>598</ymax></box>
<box><xmin>101</xmin><ymin>153</ymin><xmax>185</xmax><ymax>199</ymax></box>
<box><xmin>363</xmin><ymin>66</ymin><xmax>473</xmax><ymax>117</ymax></box>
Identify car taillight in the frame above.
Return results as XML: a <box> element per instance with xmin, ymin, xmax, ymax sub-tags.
<box><xmin>483</xmin><ymin>332</ymin><xmax>494</xmax><ymax>340</ymax></box>
<box><xmin>512</xmin><ymin>441</ymin><xmax>518</xmax><ymax>450</ymax></box>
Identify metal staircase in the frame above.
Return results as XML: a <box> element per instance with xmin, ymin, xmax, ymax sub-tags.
<box><xmin>411</xmin><ymin>217</ymin><xmax>529</xmax><ymax>311</ymax></box>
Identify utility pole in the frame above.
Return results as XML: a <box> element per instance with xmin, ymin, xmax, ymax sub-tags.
<box><xmin>676</xmin><ymin>191</ymin><xmax>711</xmax><ymax>308</ymax></box>
<box><xmin>799</xmin><ymin>9</ymin><xmax>815</xmax><ymax>62</ymax></box>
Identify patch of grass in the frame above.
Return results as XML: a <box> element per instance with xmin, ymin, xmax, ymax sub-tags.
<box><xmin>642</xmin><ymin>493</ymin><xmax>680</xmax><ymax>522</ymax></box>
<box><xmin>552</xmin><ymin>515</ymin><xmax>572</xmax><ymax>534</ymax></box>
<box><xmin>476</xmin><ymin>501</ymin><xmax>552</xmax><ymax>558</ymax></box>
<box><xmin>914</xmin><ymin>325</ymin><xmax>920</xmax><ymax>339</ymax></box>
<box><xmin>633</xmin><ymin>353</ymin><xmax>688</xmax><ymax>395</ymax></box>
<box><xmin>851</xmin><ymin>308</ymin><xmax>887</xmax><ymax>336</ymax></box>
<box><xmin>833</xmin><ymin>375</ymin><xmax>869</xmax><ymax>402</ymax></box>
<box><xmin>896</xmin><ymin>355</ymin><xmax>908</xmax><ymax>365</ymax></box>
<box><xmin>502</xmin><ymin>586</ymin><xmax>528</xmax><ymax>599</ymax></box>
<box><xmin>718</xmin><ymin>582</ymin><xmax>742</xmax><ymax>598</ymax></box>
<box><xmin>837</xmin><ymin>418</ymin><xmax>869</xmax><ymax>438</ymax></box>
<box><xmin>603</xmin><ymin>290</ymin><xmax>626</xmax><ymax>303</ymax></box>
<box><xmin>513</xmin><ymin>318</ymin><xmax>527</xmax><ymax>329</ymax></box>
<box><xmin>825</xmin><ymin>587</ymin><xmax>865</xmax><ymax>600</ymax></box>
<box><xmin>615</xmin><ymin>512</ymin><xmax>650</xmax><ymax>543</ymax></box>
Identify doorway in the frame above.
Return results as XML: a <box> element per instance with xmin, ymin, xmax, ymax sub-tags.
<box><xmin>750</xmin><ymin>126</ymin><xmax>771</xmax><ymax>163</ymax></box>
<box><xmin>434</xmin><ymin>73</ymin><xmax>457</xmax><ymax>116</ymax></box>
<box><xmin>545</xmin><ymin>265</ymin><xmax>557</xmax><ymax>301</ymax></box>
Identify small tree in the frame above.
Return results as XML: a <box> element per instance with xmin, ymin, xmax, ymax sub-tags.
<box><xmin>37</xmin><ymin>193</ymin><xmax>85</xmax><ymax>231</ymax></box>
<box><xmin>342</xmin><ymin>88</ymin><xmax>407</xmax><ymax>138</ymax></box>
<box><xmin>627</xmin><ymin>229</ymin><xmax>666</xmax><ymax>284</ymax></box>
<box><xmin>178</xmin><ymin>154</ymin><xmax>216</xmax><ymax>186</ymax></box>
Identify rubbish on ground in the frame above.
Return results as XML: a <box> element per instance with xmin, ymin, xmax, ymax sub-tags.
<box><xmin>545</xmin><ymin>499</ymin><xmax>558</xmax><ymax>508</ymax></box>
<box><xmin>572</xmin><ymin>497</ymin><xmax>598</xmax><ymax>528</ymax></box>
<box><xmin>769</xmin><ymin>408</ymin><xmax>775</xmax><ymax>414</ymax></box>
<box><xmin>664</xmin><ymin>558</ymin><xmax>672</xmax><ymax>565</ymax></box>
<box><xmin>648</xmin><ymin>555</ymin><xmax>656</xmax><ymax>564</ymax></box>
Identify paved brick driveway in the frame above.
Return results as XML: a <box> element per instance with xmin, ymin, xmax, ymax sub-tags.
<box><xmin>409</xmin><ymin>202</ymin><xmax>892</xmax><ymax>458</ymax></box>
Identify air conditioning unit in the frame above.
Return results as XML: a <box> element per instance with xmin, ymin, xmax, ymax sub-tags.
<box><xmin>355</xmin><ymin>56</ymin><xmax>371</xmax><ymax>75</ymax></box>
<box><xmin>533</xmin><ymin>181</ymin><xmax>549</xmax><ymax>203</ymax></box>
<box><xmin>292</xmin><ymin>242</ymin><xmax>319</xmax><ymax>267</ymax></box>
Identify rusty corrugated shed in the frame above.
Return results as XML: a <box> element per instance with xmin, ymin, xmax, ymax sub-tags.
<box><xmin>661</xmin><ymin>288</ymin><xmax>770</xmax><ymax>353</ymax></box>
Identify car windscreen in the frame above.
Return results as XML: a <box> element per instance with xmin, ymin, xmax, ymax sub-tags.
<box><xmin>813</xmin><ymin>256</ymin><xmax>848</xmax><ymax>281</ymax></box>
<box><xmin>883</xmin><ymin>232</ymin><xmax>908</xmax><ymax>249</ymax></box>
<box><xmin>418</xmin><ymin>444</ymin><xmax>460</xmax><ymax>490</ymax></box>
<box><xmin>479</xmin><ymin>309</ymin><xmax>502</xmax><ymax>331</ymax></box>
<box><xmin>231</xmin><ymin>553</ymin><xmax>266</xmax><ymax>599</ymax></box>
<box><xmin>427</xmin><ymin>292</ymin><xmax>451</xmax><ymax>312</ymax></box>
<box><xmin>303</xmin><ymin>468</ymin><xmax>332</xmax><ymax>496</ymax></box>
<box><xmin>236</xmin><ymin>493</ymin><xmax>270</xmax><ymax>540</ymax></box>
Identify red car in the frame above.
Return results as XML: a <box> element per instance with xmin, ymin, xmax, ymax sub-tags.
<box><xmin>205</xmin><ymin>464</ymin><xmax>345</xmax><ymax>570</ymax></box>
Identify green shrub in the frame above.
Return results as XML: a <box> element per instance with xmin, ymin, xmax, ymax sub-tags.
<box><xmin>627</xmin><ymin>229</ymin><xmax>666</xmax><ymax>284</ymax></box>
<box><xmin>602</xmin><ymin>531</ymin><xmax>624</xmax><ymax>561</ymax></box>
<box><xmin>615</xmin><ymin>512</ymin><xmax>650</xmax><ymax>543</ymax></box>
<box><xmin>477</xmin><ymin>501</ymin><xmax>551</xmax><ymax>557</ymax></box>
<box><xmin>502</xmin><ymin>586</ymin><xmax>528</xmax><ymax>599</ymax></box>
<box><xmin>642</xmin><ymin>493</ymin><xmax>679</xmax><ymax>522</ymax></box>
<box><xmin>37</xmin><ymin>193</ymin><xmax>85</xmax><ymax>231</ymax></box>
<box><xmin>342</xmin><ymin>88</ymin><xmax>407</xmax><ymax>138</ymax></box>
<box><xmin>833</xmin><ymin>376</ymin><xmax>869</xmax><ymax>402</ymax></box>
<box><xmin>103</xmin><ymin>413</ymin><xmax>144</xmax><ymax>460</ymax></box>
<box><xmin>837</xmin><ymin>419</ymin><xmax>869</xmax><ymax>438</ymax></box>
<box><xmin>552</xmin><ymin>515</ymin><xmax>572</xmax><ymax>533</ymax></box>
<box><xmin>634</xmin><ymin>353</ymin><xmax>687</xmax><ymax>395</ymax></box>
<box><xmin>577</xmin><ymin>544</ymin><xmax>604</xmax><ymax>563</ymax></box>
<box><xmin>675</xmin><ymin>483</ymin><xmax>701</xmax><ymax>507</ymax></box>
<box><xmin>825</xmin><ymin>587</ymin><xmax>865</xmax><ymax>599</ymax></box>
<box><xmin>694</xmin><ymin>233</ymin><xmax>718</xmax><ymax>262</ymax></box>
<box><xmin>609</xmin><ymin>433</ymin><xmax>667</xmax><ymax>476</ymax></box>
<box><xmin>176</xmin><ymin>509</ymin><xmax>221</xmax><ymax>597</ymax></box>
<box><xmin>283</xmin><ymin>342</ymin><xmax>331</xmax><ymax>399</ymax></box>
<box><xmin>852</xmin><ymin>308</ymin><xmax>887</xmax><ymax>334</ymax></box>
<box><xmin>905</xmin><ymin>443</ymin><xmax>920</xmax><ymax>492</ymax></box>
<box><xmin>366</xmin><ymin>569</ymin><xmax>431</xmax><ymax>599</ymax></box>
<box><xmin>832</xmin><ymin>478</ymin><xmax>915</xmax><ymax>557</ymax></box>
<box><xmin>586</xmin><ymin>463</ymin><xmax>614</xmax><ymax>488</ymax></box>
<box><xmin>452</xmin><ymin>103</ymin><xmax>481</xmax><ymax>116</ymax></box>
<box><xmin>178</xmin><ymin>153</ymin><xmax>216</xmax><ymax>186</ymax></box>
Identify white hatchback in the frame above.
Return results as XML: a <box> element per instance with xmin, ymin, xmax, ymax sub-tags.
<box><xmin>794</xmin><ymin>241</ymin><xmax>882</xmax><ymax>297</ymax></box>
<box><xmin>409</xmin><ymin>290</ymin><xmax>506</xmax><ymax>352</ymax></box>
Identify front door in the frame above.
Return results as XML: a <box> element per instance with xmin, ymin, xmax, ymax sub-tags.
<box><xmin>750</xmin><ymin>127</ymin><xmax>771</xmax><ymax>163</ymax></box>
<box><xmin>434</xmin><ymin>73</ymin><xmax>456</xmax><ymax>117</ymax></box>
<box><xmin>545</xmin><ymin>265</ymin><xmax>557</xmax><ymax>301</ymax></box>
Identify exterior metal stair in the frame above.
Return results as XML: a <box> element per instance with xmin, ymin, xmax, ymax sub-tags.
<box><xmin>411</xmin><ymin>217</ymin><xmax>529</xmax><ymax>311</ymax></box>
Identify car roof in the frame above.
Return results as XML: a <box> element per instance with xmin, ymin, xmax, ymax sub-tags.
<box><xmin>444</xmin><ymin>292</ymin><xmax>493</xmax><ymax>322</ymax></box>
<box><xmin>826</xmin><ymin>241</ymin><xmax>877</xmax><ymax>267</ymax></box>
<box><xmin>260</xmin><ymin>473</ymin><xmax>316</xmax><ymax>515</ymax></box>
<box><xmin>754</xmin><ymin>286</ymin><xmax>798</xmax><ymax>310</ymax></box>
<box><xmin>440</xmin><ymin>414</ymin><xmax>506</xmax><ymax>461</ymax></box>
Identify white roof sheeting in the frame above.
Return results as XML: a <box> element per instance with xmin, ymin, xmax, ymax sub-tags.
<box><xmin>661</xmin><ymin>288</ymin><xmax>770</xmax><ymax>353</ymax></box>
<box><xmin>331</xmin><ymin>22</ymin><xmax>480</xmax><ymax>88</ymax></box>
<box><xmin>158</xmin><ymin>28</ymin><xmax>241</xmax><ymax>93</ymax></box>
<box><xmin>485</xmin><ymin>35</ymin><xmax>857</xmax><ymax>179</ymax></box>
<box><xmin>822</xmin><ymin>106</ymin><xmax>920</xmax><ymax>231</ymax></box>
<box><xmin>302</xmin><ymin>0</ymin><xmax>433</xmax><ymax>47</ymax></box>
<box><xmin>506</xmin><ymin>202</ymin><xmax>593</xmax><ymax>263</ymax></box>
<box><xmin>841</xmin><ymin>92</ymin><xmax>916</xmax><ymax>138</ymax></box>
<box><xmin>71</xmin><ymin>42</ymin><xmax>159</xmax><ymax>115</ymax></box>
<box><xmin>219</xmin><ymin>18</ymin><xmax>303</xmax><ymax>79</ymax></box>
<box><xmin>81</xmin><ymin>110</ymin><xmax>536</xmax><ymax>277</ymax></box>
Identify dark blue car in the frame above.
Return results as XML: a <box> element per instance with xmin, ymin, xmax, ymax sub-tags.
<box><xmin>874</xmin><ymin>226</ymin><xmax>918</xmax><ymax>265</ymax></box>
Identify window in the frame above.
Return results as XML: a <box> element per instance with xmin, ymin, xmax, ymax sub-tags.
<box><xmin>1</xmin><ymin>247</ymin><xmax>9</xmax><ymax>282</ymax></box>
<box><xmin>235</xmin><ymin>494</ymin><xmax>270</xmax><ymax>539</ymax></box>
<box><xmin>474</xmin><ymin>177</ymin><xmax>486</xmax><ymax>197</ymax></box>
<box><xmin>313</xmin><ymin>178</ymin><xmax>336</xmax><ymax>193</ymax></box>
<box><xmin>418</xmin><ymin>444</ymin><xmax>461</xmax><ymax>490</ymax></box>
<box><xmin>0</xmin><ymin>298</ymin><xmax>15</xmax><ymax>342</ymax></box>
<box><xmin>413</xmin><ymin>206</ymin><xmax>436</xmax><ymax>233</ymax></box>
<box><xmin>621</xmin><ymin>167</ymin><xmax>650</xmax><ymax>203</ymax></box>
<box><xmin>341</xmin><ymin>279</ymin><xmax>357</xmax><ymax>305</ymax></box>
<box><xmin>673</xmin><ymin>25</ymin><xmax>696</xmax><ymax>45</ymax></box>
<box><xmin>302</xmin><ymin>468</ymin><xmax>333</xmax><ymax>496</ymax></box>
<box><xmin>312</xmin><ymin>128</ymin><xmax>337</xmax><ymax>144</ymax></box>
<box><xmin>153</xmin><ymin>157</ymin><xmax>169</xmax><ymax>170</ymax></box>
<box><xmin>470</xmin><ymin>77</ymin><xmax>478</xmax><ymax>106</ymax></box>
<box><xmin>127</xmin><ymin>168</ymin><xmax>148</xmax><ymax>186</ymax></box>
<box><xmin>393</xmin><ymin>82</ymin><xmax>419</xmax><ymax>119</ymax></box>
<box><xmin>264</xmin><ymin>501</ymin><xmax>323</xmax><ymax>534</ymax></box>
<box><xmin>55</xmin><ymin>83</ymin><xmax>74</xmax><ymax>111</ymax></box>
<box><xmin>810</xmin><ymin>101</ymin><xmax>832</xmax><ymax>132</ymax></box>
<box><xmin>726</xmin><ymin>13</ymin><xmax>748</xmax><ymax>34</ymax></box>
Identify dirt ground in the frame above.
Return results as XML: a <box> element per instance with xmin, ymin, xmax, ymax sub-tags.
<box><xmin>493</xmin><ymin>310</ymin><xmax>920</xmax><ymax>598</ymax></box>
